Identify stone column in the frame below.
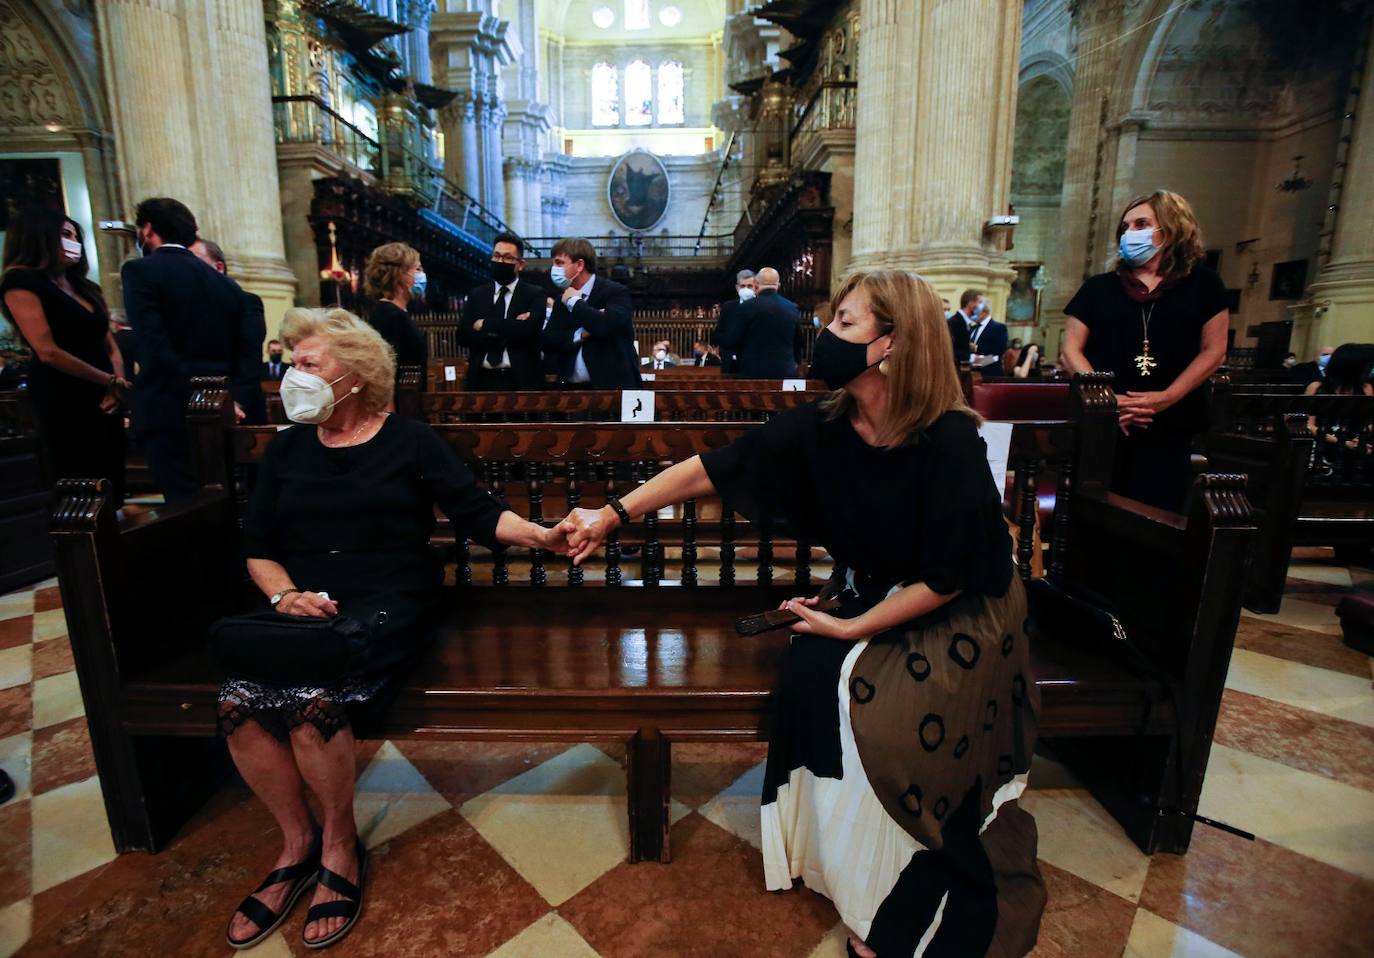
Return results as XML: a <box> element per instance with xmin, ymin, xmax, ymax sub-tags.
<box><xmin>480</xmin><ymin>98</ymin><xmax>507</xmax><ymax>218</ymax></box>
<box><xmin>1305</xmin><ymin>25</ymin><xmax>1374</xmax><ymax>348</ymax></box>
<box><xmin>401</xmin><ymin>0</ymin><xmax>436</xmax><ymax>85</ymax></box>
<box><xmin>204</xmin><ymin>0</ymin><xmax>297</xmax><ymax>326</ymax></box>
<box><xmin>1045</xmin><ymin>0</ymin><xmax>1124</xmax><ymax>329</ymax></box>
<box><xmin>849</xmin><ymin>0</ymin><xmax>1022</xmax><ymax>318</ymax></box>
<box><xmin>99</xmin><ymin>0</ymin><xmax>296</xmax><ymax>331</ymax></box>
<box><xmin>439</xmin><ymin>93</ymin><xmax>482</xmax><ymax>199</ymax></box>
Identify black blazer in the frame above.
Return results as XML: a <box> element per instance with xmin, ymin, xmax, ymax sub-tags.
<box><xmin>261</xmin><ymin>358</ymin><xmax>292</xmax><ymax>380</ymax></box>
<box><xmin>231</xmin><ymin>282</ymin><xmax>267</xmax><ymax>424</ymax></box>
<box><xmin>540</xmin><ymin>275</ymin><xmax>641</xmax><ymax>389</ymax></box>
<box><xmin>457</xmin><ymin>278</ymin><xmax>548</xmax><ymax>389</ymax></box>
<box><xmin>712</xmin><ymin>299</ymin><xmax>742</xmax><ymax>373</ymax></box>
<box><xmin>121</xmin><ymin>245</ymin><xmax>256</xmax><ymax>435</ymax></box>
<box><xmin>718</xmin><ymin>290</ymin><xmax>800</xmax><ymax>379</ymax></box>
<box><xmin>946</xmin><ymin>314</ymin><xmax>1009</xmax><ymax>368</ymax></box>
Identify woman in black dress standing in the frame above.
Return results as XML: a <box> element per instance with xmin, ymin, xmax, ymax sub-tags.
<box><xmin>362</xmin><ymin>242</ymin><xmax>428</xmax><ymax>390</ymax></box>
<box><xmin>1060</xmin><ymin>190</ymin><xmax>1229</xmax><ymax>512</ymax></box>
<box><xmin>0</xmin><ymin>207</ymin><xmax>127</xmax><ymax>504</ymax></box>
<box><xmin>562</xmin><ymin>271</ymin><xmax>1044</xmax><ymax>957</ymax></box>
<box><xmin>221</xmin><ymin>307</ymin><xmax>568</xmax><ymax>950</ymax></box>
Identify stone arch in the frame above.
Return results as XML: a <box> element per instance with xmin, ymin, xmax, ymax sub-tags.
<box><xmin>1018</xmin><ymin>50</ymin><xmax>1073</xmax><ymax>97</ymax></box>
<box><xmin>1011</xmin><ymin>74</ymin><xmax>1072</xmax><ymax>199</ymax></box>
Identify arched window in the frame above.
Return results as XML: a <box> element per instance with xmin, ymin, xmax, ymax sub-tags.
<box><xmin>592</xmin><ymin>62</ymin><xmax>619</xmax><ymax>127</ymax></box>
<box><xmin>624</xmin><ymin>59</ymin><xmax>652</xmax><ymax>126</ymax></box>
<box><xmin>624</xmin><ymin>0</ymin><xmax>649</xmax><ymax>31</ymax></box>
<box><xmin>657</xmin><ymin>61</ymin><xmax>684</xmax><ymax>125</ymax></box>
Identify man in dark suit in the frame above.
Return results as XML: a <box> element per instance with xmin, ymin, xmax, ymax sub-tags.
<box><xmin>262</xmin><ymin>339</ymin><xmax>290</xmax><ymax>380</ymax></box>
<box><xmin>192</xmin><ymin>237</ymin><xmax>267</xmax><ymax>422</ymax></box>
<box><xmin>458</xmin><ymin>233</ymin><xmax>548</xmax><ymax>390</ymax></box>
<box><xmin>689</xmin><ymin>340</ymin><xmax>721</xmax><ymax>367</ymax></box>
<box><xmin>712</xmin><ymin>269</ymin><xmax>754</xmax><ymax>373</ymax></box>
<box><xmin>123</xmin><ymin>198</ymin><xmax>256</xmax><ymax>501</ymax></box>
<box><xmin>946</xmin><ymin>288</ymin><xmax>1008</xmax><ymax>375</ymax></box>
<box><xmin>540</xmin><ymin>237</ymin><xmax>641</xmax><ymax>389</ymax></box>
<box><xmin>717</xmin><ymin>267</ymin><xmax>800</xmax><ymax>379</ymax></box>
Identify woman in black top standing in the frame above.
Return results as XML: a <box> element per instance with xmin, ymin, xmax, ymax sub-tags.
<box><xmin>0</xmin><ymin>207</ymin><xmax>127</xmax><ymax>505</ymax></box>
<box><xmin>362</xmin><ymin>242</ymin><xmax>428</xmax><ymax>392</ymax></box>
<box><xmin>1060</xmin><ymin>190</ymin><xmax>1229</xmax><ymax>513</ymax></box>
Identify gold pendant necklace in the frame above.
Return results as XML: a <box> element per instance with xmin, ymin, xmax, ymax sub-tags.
<box><xmin>1134</xmin><ymin>303</ymin><xmax>1157</xmax><ymax>377</ymax></box>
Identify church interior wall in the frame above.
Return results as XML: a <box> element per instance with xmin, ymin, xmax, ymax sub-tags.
<box><xmin>558</xmin><ymin>153</ymin><xmax>717</xmax><ymax>240</ymax></box>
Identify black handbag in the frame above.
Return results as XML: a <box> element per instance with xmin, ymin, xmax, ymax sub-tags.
<box><xmin>209</xmin><ymin>608</ymin><xmax>379</xmax><ymax>686</ymax></box>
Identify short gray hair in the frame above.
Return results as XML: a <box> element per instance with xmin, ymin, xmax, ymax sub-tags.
<box><xmin>735</xmin><ymin>269</ymin><xmax>755</xmax><ymax>285</ymax></box>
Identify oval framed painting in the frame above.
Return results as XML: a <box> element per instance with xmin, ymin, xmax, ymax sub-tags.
<box><xmin>607</xmin><ymin>150</ymin><xmax>670</xmax><ymax>231</ymax></box>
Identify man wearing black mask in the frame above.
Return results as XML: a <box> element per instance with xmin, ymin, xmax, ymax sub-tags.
<box><xmin>262</xmin><ymin>339</ymin><xmax>290</xmax><ymax>380</ymax></box>
<box><xmin>458</xmin><ymin>233</ymin><xmax>548</xmax><ymax>390</ymax></box>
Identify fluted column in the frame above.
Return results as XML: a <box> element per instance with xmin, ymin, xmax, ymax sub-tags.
<box><xmin>440</xmin><ymin>93</ymin><xmax>482</xmax><ymax>199</ymax></box>
<box><xmin>849</xmin><ymin>0</ymin><xmax>1022</xmax><ymax>317</ymax></box>
<box><xmin>204</xmin><ymin>0</ymin><xmax>298</xmax><ymax>325</ymax></box>
<box><xmin>1305</xmin><ymin>23</ymin><xmax>1374</xmax><ymax>348</ymax></box>
<box><xmin>480</xmin><ymin>99</ymin><xmax>507</xmax><ymax>217</ymax></box>
<box><xmin>98</xmin><ymin>0</ymin><xmax>296</xmax><ymax>331</ymax></box>
<box><xmin>1045</xmin><ymin>0</ymin><xmax>1123</xmax><ymax>325</ymax></box>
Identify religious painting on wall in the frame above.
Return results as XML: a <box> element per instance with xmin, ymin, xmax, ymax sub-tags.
<box><xmin>1269</xmin><ymin>259</ymin><xmax>1308</xmax><ymax>301</ymax></box>
<box><xmin>608</xmin><ymin>150</ymin><xmax>670</xmax><ymax>231</ymax></box>
<box><xmin>1006</xmin><ymin>264</ymin><xmax>1041</xmax><ymax>328</ymax></box>
<box><xmin>0</xmin><ymin>158</ymin><xmax>64</xmax><ymax>231</ymax></box>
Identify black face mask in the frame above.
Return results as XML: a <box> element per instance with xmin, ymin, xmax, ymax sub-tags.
<box><xmin>491</xmin><ymin>261</ymin><xmax>517</xmax><ymax>286</ymax></box>
<box><xmin>269</xmin><ymin>352</ymin><xmax>283</xmax><ymax>363</ymax></box>
<box><xmin>808</xmin><ymin>329</ymin><xmax>885</xmax><ymax>390</ymax></box>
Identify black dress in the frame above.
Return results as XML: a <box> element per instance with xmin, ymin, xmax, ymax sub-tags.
<box><xmin>1064</xmin><ymin>265</ymin><xmax>1228</xmax><ymax>512</ymax></box>
<box><xmin>701</xmin><ymin>403</ymin><xmax>1044</xmax><ymax>957</ymax></box>
<box><xmin>218</xmin><ymin>414</ymin><xmax>506</xmax><ymax>741</ymax></box>
<box><xmin>0</xmin><ymin>268</ymin><xmax>125</xmax><ymax>505</ymax></box>
<box><xmin>367</xmin><ymin>300</ymin><xmax>428</xmax><ymax>384</ymax></box>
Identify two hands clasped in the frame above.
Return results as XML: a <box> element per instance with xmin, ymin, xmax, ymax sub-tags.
<box><xmin>1116</xmin><ymin>388</ymin><xmax>1177</xmax><ymax>433</ymax></box>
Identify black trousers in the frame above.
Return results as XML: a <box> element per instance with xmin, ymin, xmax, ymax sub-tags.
<box><xmin>466</xmin><ymin>367</ymin><xmax>519</xmax><ymax>391</ymax></box>
<box><xmin>1111</xmin><ymin>425</ymin><xmax>1195</xmax><ymax>514</ymax></box>
<box><xmin>141</xmin><ymin>426</ymin><xmax>197</xmax><ymax>503</ymax></box>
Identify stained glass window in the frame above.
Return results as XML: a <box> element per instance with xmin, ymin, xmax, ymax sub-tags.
<box><xmin>591</xmin><ymin>62</ymin><xmax>619</xmax><ymax>127</ymax></box>
<box><xmin>657</xmin><ymin>61</ymin><xmax>684</xmax><ymax>124</ymax></box>
<box><xmin>624</xmin><ymin>59</ymin><xmax>652</xmax><ymax>126</ymax></box>
<box><xmin>624</xmin><ymin>0</ymin><xmax>649</xmax><ymax>31</ymax></box>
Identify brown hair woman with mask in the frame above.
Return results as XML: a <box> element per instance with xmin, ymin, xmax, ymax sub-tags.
<box><xmin>558</xmin><ymin>270</ymin><xmax>1044</xmax><ymax>958</ymax></box>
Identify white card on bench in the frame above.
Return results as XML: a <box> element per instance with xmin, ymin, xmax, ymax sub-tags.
<box><xmin>640</xmin><ymin>373</ymin><xmax>656</xmax><ymax>381</ymax></box>
<box><xmin>444</xmin><ymin>365</ymin><xmax>456</xmax><ymax>382</ymax></box>
<box><xmin>621</xmin><ymin>390</ymin><xmax>655</xmax><ymax>422</ymax></box>
<box><xmin>782</xmin><ymin>378</ymin><xmax>806</xmax><ymax>392</ymax></box>
<box><xmin>979</xmin><ymin>421</ymin><xmax>1013</xmax><ymax>494</ymax></box>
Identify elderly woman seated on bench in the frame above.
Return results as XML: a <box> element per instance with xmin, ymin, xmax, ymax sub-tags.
<box><xmin>221</xmin><ymin>307</ymin><xmax>569</xmax><ymax>950</ymax></box>
<box><xmin>562</xmin><ymin>271</ymin><xmax>1044</xmax><ymax>958</ymax></box>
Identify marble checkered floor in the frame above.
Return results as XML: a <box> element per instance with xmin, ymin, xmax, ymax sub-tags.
<box><xmin>0</xmin><ymin>551</ymin><xmax>1371</xmax><ymax>957</ymax></box>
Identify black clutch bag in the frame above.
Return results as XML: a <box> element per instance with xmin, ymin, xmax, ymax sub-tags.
<box><xmin>209</xmin><ymin>609</ymin><xmax>376</xmax><ymax>686</ymax></box>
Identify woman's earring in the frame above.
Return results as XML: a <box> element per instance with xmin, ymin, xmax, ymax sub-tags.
<box><xmin>878</xmin><ymin>358</ymin><xmax>889</xmax><ymax>376</ymax></box>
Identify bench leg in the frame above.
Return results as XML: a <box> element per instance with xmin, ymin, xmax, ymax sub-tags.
<box><xmin>626</xmin><ymin>728</ymin><xmax>671</xmax><ymax>864</ymax></box>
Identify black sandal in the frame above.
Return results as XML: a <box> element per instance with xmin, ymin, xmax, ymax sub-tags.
<box><xmin>303</xmin><ymin>837</ymin><xmax>368</xmax><ymax>950</ymax></box>
<box><xmin>226</xmin><ymin>836</ymin><xmax>322</xmax><ymax>950</ymax></box>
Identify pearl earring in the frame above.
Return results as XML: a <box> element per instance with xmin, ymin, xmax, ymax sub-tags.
<box><xmin>878</xmin><ymin>359</ymin><xmax>889</xmax><ymax>376</ymax></box>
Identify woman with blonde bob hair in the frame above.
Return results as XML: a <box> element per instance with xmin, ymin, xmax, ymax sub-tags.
<box><xmin>221</xmin><ymin>307</ymin><xmax>570</xmax><ymax>950</ymax></box>
<box><xmin>1061</xmin><ymin>189</ymin><xmax>1229</xmax><ymax>512</ymax></box>
<box><xmin>559</xmin><ymin>271</ymin><xmax>1045</xmax><ymax>957</ymax></box>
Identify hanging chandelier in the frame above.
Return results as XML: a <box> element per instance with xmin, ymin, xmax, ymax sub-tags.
<box><xmin>1276</xmin><ymin>155</ymin><xmax>1312</xmax><ymax>193</ymax></box>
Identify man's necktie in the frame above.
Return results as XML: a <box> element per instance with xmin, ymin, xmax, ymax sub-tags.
<box><xmin>485</xmin><ymin>287</ymin><xmax>508</xmax><ymax>368</ymax></box>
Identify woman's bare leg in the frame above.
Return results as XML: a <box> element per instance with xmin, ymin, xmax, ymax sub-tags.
<box><xmin>225</xmin><ymin>718</ymin><xmax>319</xmax><ymax>941</ymax></box>
<box><xmin>291</xmin><ymin>718</ymin><xmax>360</xmax><ymax>943</ymax></box>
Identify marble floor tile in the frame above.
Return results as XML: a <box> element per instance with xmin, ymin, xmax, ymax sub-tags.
<box><xmin>672</xmin><ymin>741</ymin><xmax>768</xmax><ymax>808</ymax></box>
<box><xmin>0</xmin><ymin>686</ymin><xmax>31</xmax><ymax>740</ymax></box>
<box><xmin>286</xmin><ymin>809</ymin><xmax>551</xmax><ymax>958</ymax></box>
<box><xmin>1124</xmin><ymin>909</ymin><xmax>1243</xmax><ymax>957</ymax></box>
<box><xmin>1214</xmin><ymin>688</ymin><xmax>1374</xmax><ymax>791</ymax></box>
<box><xmin>459</xmin><ymin>744</ymin><xmax>631</xmax><ymax>907</ymax></box>
<box><xmin>1286</xmin><ymin>562</ymin><xmax>1353</xmax><ymax>587</ymax></box>
<box><xmin>27</xmin><ymin>641</ymin><xmax>71</xmax><ymax>684</ymax></box>
<box><xmin>1224</xmin><ymin>648</ymin><xmax>1374</xmax><ymax>728</ymax></box>
<box><xmin>0</xmin><ymin>799</ymin><xmax>32</xmax><ymax>909</ymax></box>
<box><xmin>29</xmin><ymin>777</ymin><xmax>117</xmax><ymax>895</ymax></box>
<box><xmin>1197</xmin><ymin>744</ymin><xmax>1374</xmax><ymax>880</ymax></box>
<box><xmin>1244</xmin><ymin>596</ymin><xmax>1340</xmax><ymax>633</ymax></box>
<box><xmin>0</xmin><ymin>733</ymin><xmax>31</xmax><ymax>805</ymax></box>
<box><xmin>807</xmin><ymin>924</ymin><xmax>852</xmax><ymax>958</ymax></box>
<box><xmin>1027</xmin><ymin>861</ymin><xmax>1137</xmax><ymax>958</ymax></box>
<box><xmin>560</xmin><ymin>813</ymin><xmax>836</xmax><ymax>958</ymax></box>
<box><xmin>0</xmin><ymin>648</ymin><xmax>31</xmax><ymax>694</ymax></box>
<box><xmin>353</xmin><ymin>740</ymin><xmax>452</xmax><ymax>851</ymax></box>
<box><xmin>0</xmin><ymin>593</ymin><xmax>33</xmax><ymax>624</ymax></box>
<box><xmin>1233</xmin><ymin>616</ymin><xmax>1370</xmax><ymax>677</ymax></box>
<box><xmin>392</xmin><ymin>740</ymin><xmax>572</xmax><ymax>805</ymax></box>
<box><xmin>29</xmin><ymin>719</ymin><xmax>94</xmax><ymax>798</ymax></box>
<box><xmin>29</xmin><ymin>590</ymin><xmax>61</xmax><ymax>616</ymax></box>
<box><xmin>27</xmin><ymin>612</ymin><xmax>66</xmax><ymax>645</ymax></box>
<box><xmin>29</xmin><ymin>674</ymin><xmax>82</xmax><ymax>732</ymax></box>
<box><xmin>0</xmin><ymin>899</ymin><xmax>31</xmax><ymax>958</ymax></box>
<box><xmin>1020</xmin><ymin>786</ymin><xmax>1151</xmax><ymax>904</ymax></box>
<box><xmin>0</xmin><ymin>619</ymin><xmax>31</xmax><ymax>653</ymax></box>
<box><xmin>1139</xmin><ymin>824</ymin><xmax>1374</xmax><ymax>958</ymax></box>
<box><xmin>485</xmin><ymin>913</ymin><xmax>600</xmax><ymax>958</ymax></box>
<box><xmin>698</xmin><ymin>760</ymin><xmax>766</xmax><ymax>850</ymax></box>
